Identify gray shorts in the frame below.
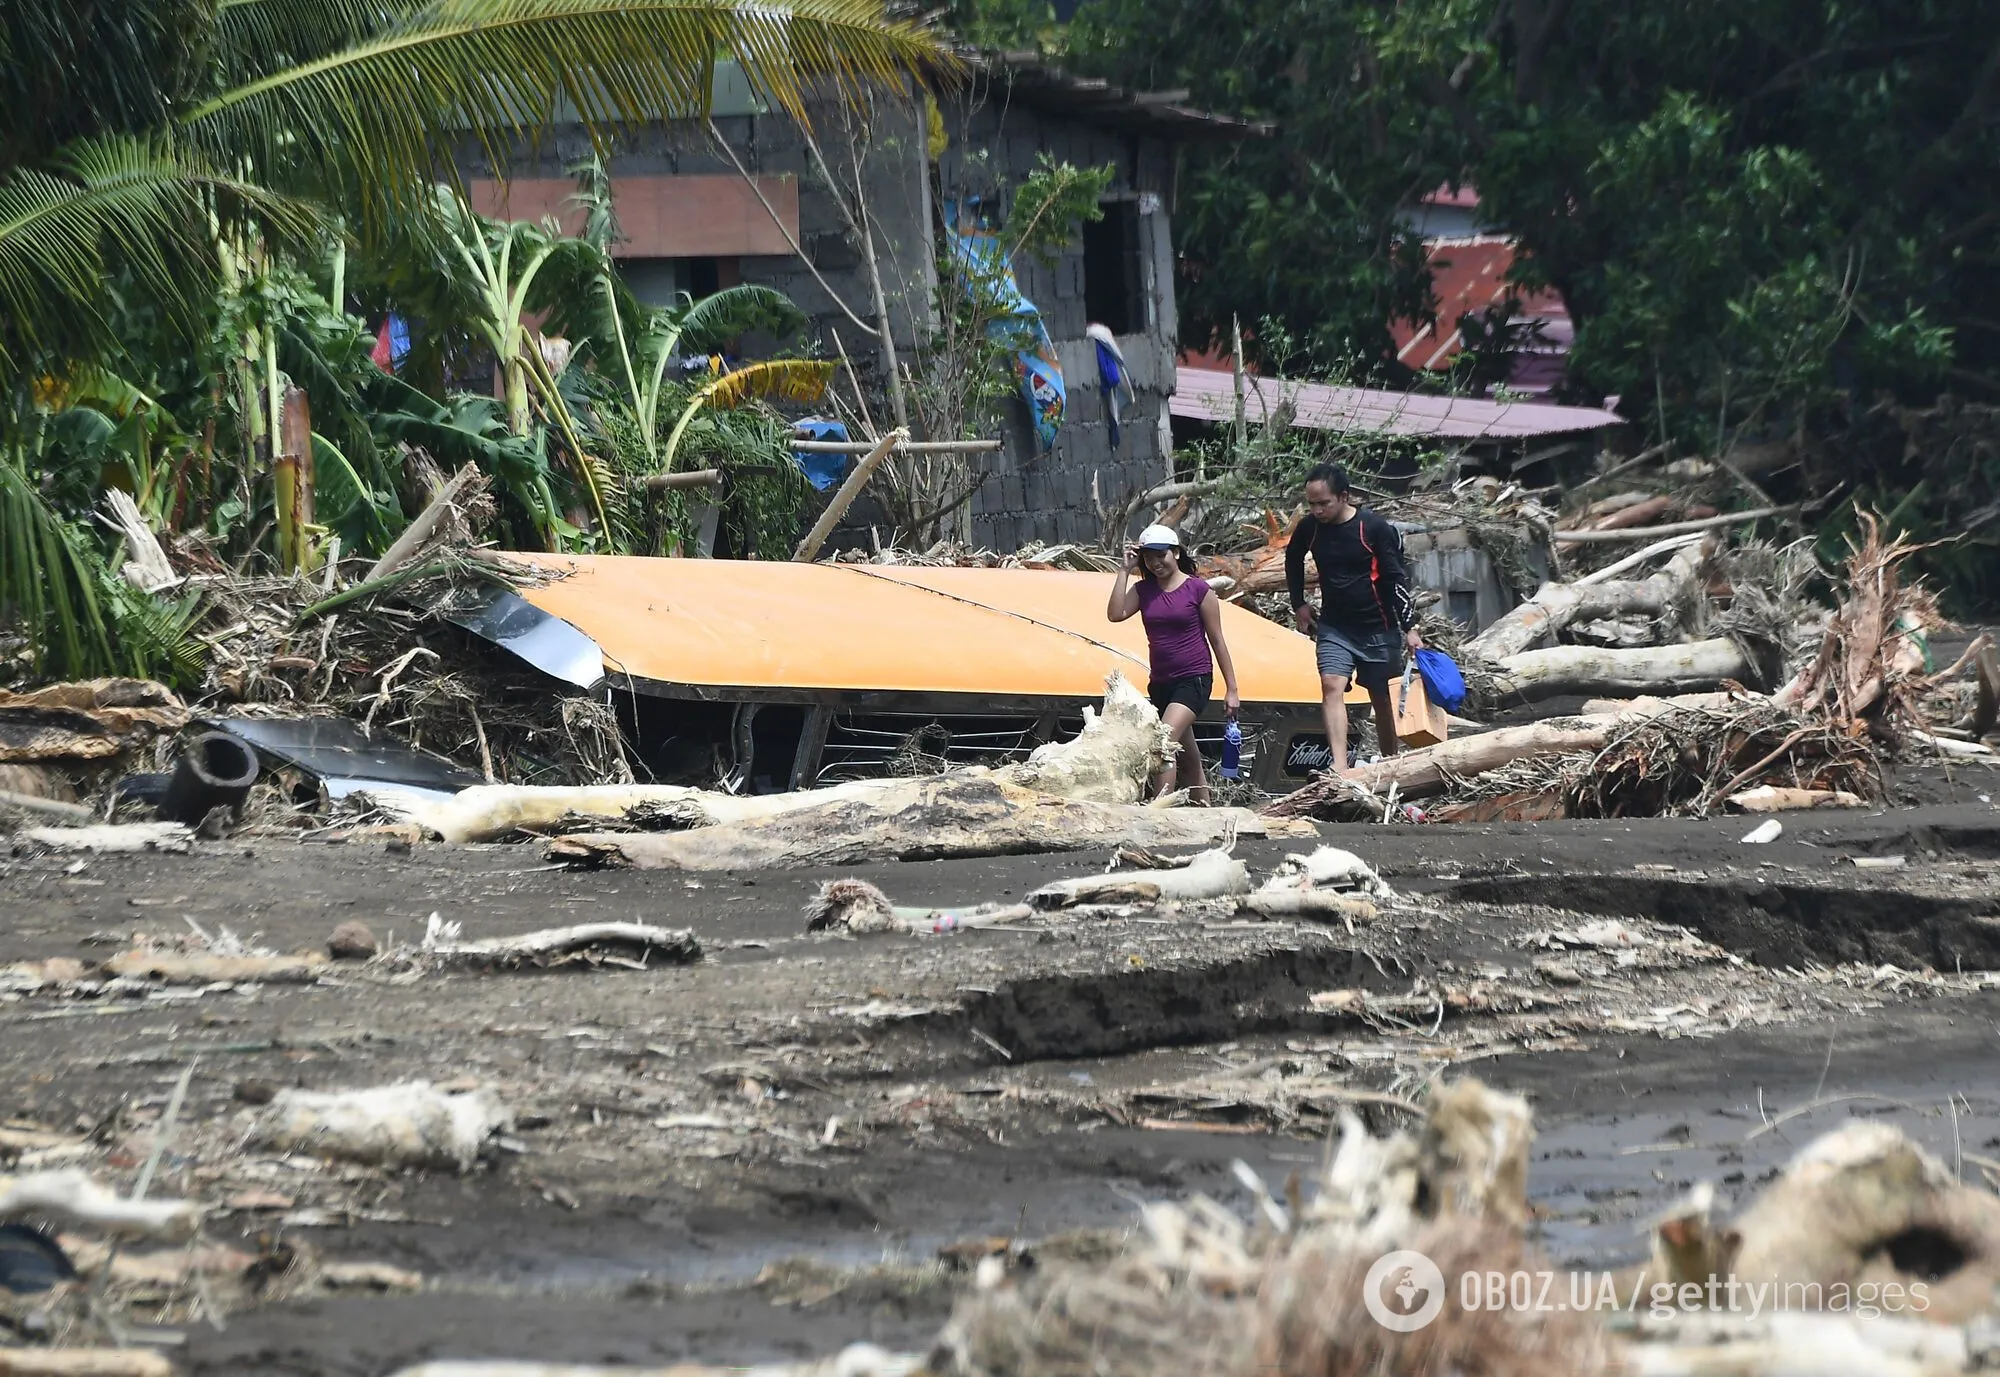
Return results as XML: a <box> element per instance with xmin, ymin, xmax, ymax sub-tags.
<box><xmin>1316</xmin><ymin>622</ymin><xmax>1402</xmax><ymax>691</ymax></box>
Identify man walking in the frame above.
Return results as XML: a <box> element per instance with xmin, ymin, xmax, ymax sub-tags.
<box><xmin>1284</xmin><ymin>463</ymin><xmax>1422</xmax><ymax>774</ymax></box>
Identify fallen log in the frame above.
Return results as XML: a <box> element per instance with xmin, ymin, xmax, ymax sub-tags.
<box><xmin>379</xmin><ymin>673</ymin><xmax>1172</xmax><ymax>842</ymax></box>
<box><xmin>1266</xmin><ymin>718</ymin><xmax>1615</xmax><ymax>808</ymax></box>
<box><xmin>1494</xmin><ymin>638</ymin><xmax>1754</xmax><ymax>703</ymax></box>
<box><xmin>101</xmin><ymin>950</ymin><xmax>329</xmax><ymax>984</ymax></box>
<box><xmin>1471</xmin><ymin>540</ymin><xmax>1704</xmax><ymax>660</ymax></box>
<box><xmin>1589</xmin><ymin>493</ymin><xmax>1674</xmax><ymax>531</ymax></box>
<box><xmin>551</xmin><ymin>775</ymin><xmax>1309</xmax><ymax>871</ymax></box>
<box><xmin>254</xmin><ymin>1081</ymin><xmax>510</xmax><ymax>1173</ymax></box>
<box><xmin>422</xmin><ymin>922</ymin><xmax>701</xmax><ymax>969</ymax></box>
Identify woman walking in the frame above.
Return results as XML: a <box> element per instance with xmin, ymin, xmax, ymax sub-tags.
<box><xmin>1106</xmin><ymin>524</ymin><xmax>1241</xmax><ymax>803</ymax></box>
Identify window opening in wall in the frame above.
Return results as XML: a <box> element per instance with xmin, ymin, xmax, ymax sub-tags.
<box><xmin>617</xmin><ymin>256</ymin><xmax>741</xmax><ymax>308</ymax></box>
<box><xmin>1082</xmin><ymin>200</ymin><xmax>1143</xmax><ymax>336</ymax></box>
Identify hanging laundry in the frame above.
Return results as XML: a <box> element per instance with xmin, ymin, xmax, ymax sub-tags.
<box><xmin>946</xmin><ymin>201</ymin><xmax>1065</xmax><ymax>451</ymax></box>
<box><xmin>370</xmin><ymin>315</ymin><xmax>411</xmax><ymax>372</ymax></box>
<box><xmin>1086</xmin><ymin>323</ymin><xmax>1135</xmax><ymax>449</ymax></box>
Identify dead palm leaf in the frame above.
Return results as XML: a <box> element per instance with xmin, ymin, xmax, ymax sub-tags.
<box><xmin>659</xmin><ymin>359</ymin><xmax>834</xmax><ymax>470</ymax></box>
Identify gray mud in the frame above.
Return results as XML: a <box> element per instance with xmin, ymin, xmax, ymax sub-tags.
<box><xmin>5</xmin><ymin>781</ymin><xmax>2000</xmax><ymax>1374</ymax></box>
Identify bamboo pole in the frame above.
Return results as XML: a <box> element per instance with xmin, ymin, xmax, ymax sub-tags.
<box><xmin>639</xmin><ymin>468</ymin><xmax>723</xmax><ymax>493</ymax></box>
<box><xmin>363</xmin><ymin>463</ymin><xmax>480</xmax><ymax>583</ymax></box>
<box><xmin>793</xmin><ymin>429</ymin><xmax>907</xmax><ymax>562</ymax></box>
<box><xmin>789</xmin><ymin>439</ymin><xmax>1002</xmax><ymax>454</ymax></box>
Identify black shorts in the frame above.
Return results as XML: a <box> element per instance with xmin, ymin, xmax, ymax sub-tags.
<box><xmin>1148</xmin><ymin>673</ymin><xmax>1213</xmax><ymax>716</ymax></box>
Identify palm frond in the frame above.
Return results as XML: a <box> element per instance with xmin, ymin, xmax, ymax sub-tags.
<box><xmin>672</xmin><ymin>283</ymin><xmax>806</xmax><ymax>353</ymax></box>
<box><xmin>181</xmin><ymin>0</ymin><xmax>947</xmax><ymax>220</ymax></box>
<box><xmin>658</xmin><ymin>358</ymin><xmax>832</xmax><ymax>470</ymax></box>
<box><xmin>213</xmin><ymin>0</ymin><xmax>390</xmax><ymax>85</ymax></box>
<box><xmin>0</xmin><ymin>447</ymin><xmax>118</xmax><ymax>679</ymax></box>
<box><xmin>706</xmin><ymin>358</ymin><xmax>835</xmax><ymax>409</ymax></box>
<box><xmin>0</xmin><ymin>135</ymin><xmax>317</xmax><ymax>386</ymax></box>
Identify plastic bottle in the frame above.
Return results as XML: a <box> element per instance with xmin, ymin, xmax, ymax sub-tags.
<box><xmin>1221</xmin><ymin>719</ymin><xmax>1243</xmax><ymax>779</ymax></box>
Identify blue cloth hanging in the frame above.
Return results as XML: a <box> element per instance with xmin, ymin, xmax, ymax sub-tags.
<box><xmin>1087</xmin><ymin>323</ymin><xmax>1135</xmax><ymax>450</ymax></box>
<box><xmin>946</xmin><ymin>200</ymin><xmax>1065</xmax><ymax>451</ymax></box>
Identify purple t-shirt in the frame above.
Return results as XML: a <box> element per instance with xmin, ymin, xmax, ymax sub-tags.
<box><xmin>1135</xmin><ymin>575</ymin><xmax>1214</xmax><ymax>683</ymax></box>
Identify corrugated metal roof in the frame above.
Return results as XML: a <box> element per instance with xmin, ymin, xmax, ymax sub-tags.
<box><xmin>964</xmin><ymin>52</ymin><xmax>1274</xmax><ymax>140</ymax></box>
<box><xmin>1389</xmin><ymin>237</ymin><xmax>1569</xmax><ymax>372</ymax></box>
<box><xmin>1170</xmin><ymin>366</ymin><xmax>1622</xmax><ymax>441</ymax></box>
<box><xmin>498</xmin><ymin>555</ymin><xmax>1329</xmax><ymax>706</ymax></box>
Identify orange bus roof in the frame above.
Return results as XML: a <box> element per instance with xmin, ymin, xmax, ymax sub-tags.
<box><xmin>501</xmin><ymin>555</ymin><xmax>1356</xmax><ymax>706</ymax></box>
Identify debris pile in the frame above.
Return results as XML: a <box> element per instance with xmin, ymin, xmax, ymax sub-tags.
<box><xmin>928</xmin><ymin>1077</ymin><xmax>2000</xmax><ymax>1377</ymax></box>
<box><xmin>1269</xmin><ymin>508</ymin><xmax>1976</xmax><ymax>823</ymax></box>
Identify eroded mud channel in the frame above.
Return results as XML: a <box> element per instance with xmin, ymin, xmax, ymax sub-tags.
<box><xmin>7</xmin><ymin>799</ymin><xmax>2000</xmax><ymax>1374</ymax></box>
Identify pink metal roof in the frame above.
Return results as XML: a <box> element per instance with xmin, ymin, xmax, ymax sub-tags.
<box><xmin>1170</xmin><ymin>366</ymin><xmax>1622</xmax><ymax>442</ymax></box>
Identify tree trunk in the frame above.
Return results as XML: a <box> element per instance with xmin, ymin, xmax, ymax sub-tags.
<box><xmin>1471</xmin><ymin>541</ymin><xmax>1703</xmax><ymax>660</ymax></box>
<box><xmin>1333</xmin><ymin>718</ymin><xmax>1616</xmax><ymax>800</ymax></box>
<box><xmin>1494</xmin><ymin>638</ymin><xmax>1753</xmax><ymax>703</ymax></box>
<box><xmin>549</xmin><ymin>776</ymin><xmax>1306</xmax><ymax>871</ymax></box>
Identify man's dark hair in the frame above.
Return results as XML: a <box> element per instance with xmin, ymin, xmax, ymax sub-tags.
<box><xmin>1304</xmin><ymin>462</ymin><xmax>1351</xmax><ymax>494</ymax></box>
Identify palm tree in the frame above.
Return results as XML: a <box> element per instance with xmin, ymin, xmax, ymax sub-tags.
<box><xmin>0</xmin><ymin>0</ymin><xmax>944</xmax><ymax>389</ymax></box>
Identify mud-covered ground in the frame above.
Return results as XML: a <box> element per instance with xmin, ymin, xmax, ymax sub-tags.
<box><xmin>8</xmin><ymin>767</ymin><xmax>2000</xmax><ymax>1375</ymax></box>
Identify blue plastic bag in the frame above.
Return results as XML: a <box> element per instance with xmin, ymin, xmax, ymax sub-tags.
<box><xmin>1413</xmin><ymin>648</ymin><xmax>1467</xmax><ymax>713</ymax></box>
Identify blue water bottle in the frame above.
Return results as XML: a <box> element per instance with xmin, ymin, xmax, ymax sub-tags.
<box><xmin>1221</xmin><ymin>718</ymin><xmax>1243</xmax><ymax>779</ymax></box>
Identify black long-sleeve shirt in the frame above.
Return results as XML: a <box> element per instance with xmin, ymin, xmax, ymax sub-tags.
<box><xmin>1285</xmin><ymin>508</ymin><xmax>1418</xmax><ymax>635</ymax></box>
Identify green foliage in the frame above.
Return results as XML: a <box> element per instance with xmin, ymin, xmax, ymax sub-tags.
<box><xmin>1001</xmin><ymin>154</ymin><xmax>1115</xmax><ymax>268</ymax></box>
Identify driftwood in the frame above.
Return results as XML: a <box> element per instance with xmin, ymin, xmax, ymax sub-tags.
<box><xmin>1267</xmin><ymin>718</ymin><xmax>1617</xmax><ymax>806</ymax></box>
<box><xmin>1472</xmin><ymin>541</ymin><xmax>1706</xmax><ymax>660</ymax></box>
<box><xmin>1493</xmin><ymin>638</ymin><xmax>1754</xmax><ymax>703</ymax></box>
<box><xmin>1028</xmin><ymin>847</ymin><xmax>1249</xmax><ymax>908</ymax></box>
<box><xmin>101</xmin><ymin>950</ymin><xmax>329</xmax><ymax>984</ymax></box>
<box><xmin>803</xmin><ymin>880</ymin><xmax>1033</xmax><ymax>935</ymax></box>
<box><xmin>0</xmin><ymin>1353</ymin><xmax>177</xmax><ymax>1377</ymax></box>
<box><xmin>382</xmin><ymin>673</ymin><xmax>1171</xmax><ymax>842</ymax></box>
<box><xmin>0</xmin><ymin>1169</ymin><xmax>201</xmax><ymax>1241</ymax></box>
<box><xmin>422</xmin><ymin>923</ymin><xmax>701</xmax><ymax>968</ymax></box>
<box><xmin>18</xmin><ymin>823</ymin><xmax>193</xmax><ymax>854</ymax></box>
<box><xmin>552</xmin><ymin>775</ymin><xmax>1307</xmax><ymax>871</ymax></box>
<box><xmin>1236</xmin><ymin>890</ymin><xmax>1378</xmax><ymax>925</ymax></box>
<box><xmin>254</xmin><ymin>1082</ymin><xmax>511</xmax><ymax>1173</ymax></box>
<box><xmin>1725</xmin><ymin>785</ymin><xmax>1863</xmax><ymax>812</ymax></box>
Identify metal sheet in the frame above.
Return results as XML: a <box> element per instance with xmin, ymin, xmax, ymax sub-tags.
<box><xmin>202</xmin><ymin>716</ymin><xmax>484</xmax><ymax>793</ymax></box>
<box><xmin>447</xmin><ymin>588</ymin><xmax>604</xmax><ymax>689</ymax></box>
<box><xmin>500</xmin><ymin>554</ymin><xmax>1330</xmax><ymax>706</ymax></box>
<box><xmin>1172</xmin><ymin>365</ymin><xmax>1622</xmax><ymax>441</ymax></box>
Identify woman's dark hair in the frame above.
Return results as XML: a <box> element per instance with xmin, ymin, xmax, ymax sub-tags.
<box><xmin>1137</xmin><ymin>546</ymin><xmax>1199</xmax><ymax>581</ymax></box>
<box><xmin>1304</xmin><ymin>462</ymin><xmax>1351</xmax><ymax>494</ymax></box>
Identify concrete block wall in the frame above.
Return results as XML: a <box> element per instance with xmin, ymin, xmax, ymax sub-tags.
<box><xmin>473</xmin><ymin>77</ymin><xmax>1189</xmax><ymax>553</ymax></box>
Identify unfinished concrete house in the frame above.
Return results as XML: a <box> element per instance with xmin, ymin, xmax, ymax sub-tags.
<box><xmin>465</xmin><ymin>55</ymin><xmax>1264</xmax><ymax>549</ymax></box>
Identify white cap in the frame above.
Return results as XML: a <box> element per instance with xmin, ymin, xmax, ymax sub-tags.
<box><xmin>1137</xmin><ymin>523</ymin><xmax>1181</xmax><ymax>549</ymax></box>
